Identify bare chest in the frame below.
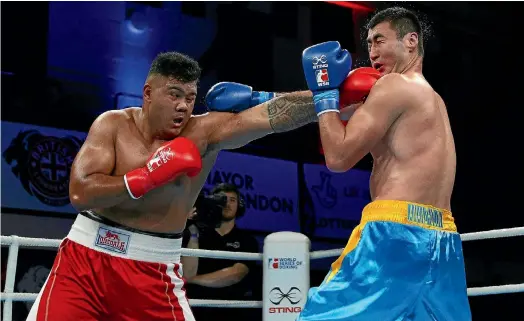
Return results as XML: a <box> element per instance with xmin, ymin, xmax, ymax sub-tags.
<box><xmin>110</xmin><ymin>128</ymin><xmax>209</xmax><ymax>210</ymax></box>
<box><xmin>112</xmin><ymin>129</ymin><xmax>208</xmax><ymax>175</ymax></box>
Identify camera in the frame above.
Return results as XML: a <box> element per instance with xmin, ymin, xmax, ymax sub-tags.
<box><xmin>191</xmin><ymin>192</ymin><xmax>228</xmax><ymax>228</ymax></box>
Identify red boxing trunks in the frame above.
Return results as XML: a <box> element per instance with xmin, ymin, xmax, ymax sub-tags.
<box><xmin>27</xmin><ymin>211</ymin><xmax>195</xmax><ymax>321</ymax></box>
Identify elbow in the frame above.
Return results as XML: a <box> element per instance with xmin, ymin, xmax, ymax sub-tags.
<box><xmin>236</xmin><ymin>271</ymin><xmax>248</xmax><ymax>282</ymax></box>
<box><xmin>69</xmin><ymin>181</ymin><xmax>90</xmax><ymax>211</ymax></box>
<box><xmin>232</xmin><ymin>264</ymin><xmax>249</xmax><ymax>282</ymax></box>
<box><xmin>70</xmin><ymin>192</ymin><xmax>90</xmax><ymax>212</ymax></box>
<box><xmin>324</xmin><ymin>156</ymin><xmax>350</xmax><ymax>173</ymax></box>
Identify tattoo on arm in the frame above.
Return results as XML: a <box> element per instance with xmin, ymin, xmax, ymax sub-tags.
<box><xmin>267</xmin><ymin>93</ymin><xmax>317</xmax><ymax>133</ymax></box>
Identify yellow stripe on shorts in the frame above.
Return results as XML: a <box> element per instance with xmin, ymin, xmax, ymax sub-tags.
<box><xmin>325</xmin><ymin>200</ymin><xmax>457</xmax><ymax>284</ymax></box>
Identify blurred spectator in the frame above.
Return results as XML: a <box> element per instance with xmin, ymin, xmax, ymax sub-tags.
<box><xmin>182</xmin><ymin>183</ymin><xmax>259</xmax><ymax>320</ymax></box>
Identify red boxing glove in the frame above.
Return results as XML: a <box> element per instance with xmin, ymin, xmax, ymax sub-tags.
<box><xmin>339</xmin><ymin>67</ymin><xmax>381</xmax><ymax>107</ymax></box>
<box><xmin>124</xmin><ymin>137</ymin><xmax>202</xmax><ymax>199</ymax></box>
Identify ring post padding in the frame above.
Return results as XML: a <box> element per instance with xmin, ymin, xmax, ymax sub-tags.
<box><xmin>263</xmin><ymin>232</ymin><xmax>310</xmax><ymax>321</ymax></box>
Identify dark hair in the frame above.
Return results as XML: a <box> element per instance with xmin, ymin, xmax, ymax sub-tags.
<box><xmin>211</xmin><ymin>183</ymin><xmax>246</xmax><ymax>218</ymax></box>
<box><xmin>148</xmin><ymin>51</ymin><xmax>201</xmax><ymax>83</ymax></box>
<box><xmin>366</xmin><ymin>7</ymin><xmax>424</xmax><ymax>57</ymax></box>
<box><xmin>211</xmin><ymin>183</ymin><xmax>240</xmax><ymax>199</ymax></box>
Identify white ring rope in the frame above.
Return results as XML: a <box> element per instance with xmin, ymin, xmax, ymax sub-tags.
<box><xmin>467</xmin><ymin>283</ymin><xmax>524</xmax><ymax>296</ymax></box>
<box><xmin>0</xmin><ymin>293</ymin><xmax>262</xmax><ymax>308</ymax></box>
<box><xmin>460</xmin><ymin>226</ymin><xmax>524</xmax><ymax>241</ymax></box>
<box><xmin>0</xmin><ymin>236</ymin><xmax>263</xmax><ymax>261</ymax></box>
<box><xmin>310</xmin><ymin>226</ymin><xmax>524</xmax><ymax>260</ymax></box>
<box><xmin>1</xmin><ymin>226</ymin><xmax>523</xmax><ymax>314</ymax></box>
<box><xmin>3</xmin><ymin>227</ymin><xmax>523</xmax><ymax>260</ymax></box>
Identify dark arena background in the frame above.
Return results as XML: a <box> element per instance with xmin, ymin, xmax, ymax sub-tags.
<box><xmin>1</xmin><ymin>1</ymin><xmax>523</xmax><ymax>321</ymax></box>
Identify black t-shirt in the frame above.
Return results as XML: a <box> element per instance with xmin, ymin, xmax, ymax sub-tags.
<box><xmin>183</xmin><ymin>225</ymin><xmax>259</xmax><ymax>300</ymax></box>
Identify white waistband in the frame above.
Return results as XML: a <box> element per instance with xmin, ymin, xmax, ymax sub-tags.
<box><xmin>67</xmin><ymin>214</ymin><xmax>182</xmax><ymax>264</ymax></box>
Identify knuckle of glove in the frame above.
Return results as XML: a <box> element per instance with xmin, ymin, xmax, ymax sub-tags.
<box><xmin>205</xmin><ymin>82</ymin><xmax>253</xmax><ymax>112</ymax></box>
<box><xmin>205</xmin><ymin>82</ymin><xmax>229</xmax><ymax>109</ymax></box>
<box><xmin>302</xmin><ymin>41</ymin><xmax>352</xmax><ymax>92</ymax></box>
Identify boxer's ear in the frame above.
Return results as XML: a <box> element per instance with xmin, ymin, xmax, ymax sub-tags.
<box><xmin>143</xmin><ymin>83</ymin><xmax>152</xmax><ymax>103</ymax></box>
<box><xmin>405</xmin><ymin>32</ymin><xmax>419</xmax><ymax>53</ymax></box>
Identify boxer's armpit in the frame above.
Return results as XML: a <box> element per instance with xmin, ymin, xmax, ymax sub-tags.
<box><xmin>268</xmin><ymin>93</ymin><xmax>317</xmax><ymax>133</ymax></box>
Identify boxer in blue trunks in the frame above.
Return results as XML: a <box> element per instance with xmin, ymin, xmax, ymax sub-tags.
<box><xmin>298</xmin><ymin>7</ymin><xmax>471</xmax><ymax>321</ymax></box>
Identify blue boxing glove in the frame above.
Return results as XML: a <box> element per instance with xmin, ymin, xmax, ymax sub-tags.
<box><xmin>302</xmin><ymin>41</ymin><xmax>352</xmax><ymax>116</ymax></box>
<box><xmin>205</xmin><ymin>82</ymin><xmax>275</xmax><ymax>113</ymax></box>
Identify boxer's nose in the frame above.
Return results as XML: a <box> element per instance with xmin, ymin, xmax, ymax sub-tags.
<box><xmin>176</xmin><ymin>102</ymin><xmax>189</xmax><ymax>113</ymax></box>
<box><xmin>369</xmin><ymin>49</ymin><xmax>379</xmax><ymax>62</ymax></box>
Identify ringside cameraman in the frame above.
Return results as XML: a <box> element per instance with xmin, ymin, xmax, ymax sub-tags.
<box><xmin>181</xmin><ymin>183</ymin><xmax>259</xmax><ymax>312</ymax></box>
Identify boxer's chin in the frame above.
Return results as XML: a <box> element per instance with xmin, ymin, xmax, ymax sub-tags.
<box><xmin>163</xmin><ymin>126</ymin><xmax>183</xmax><ymax>139</ymax></box>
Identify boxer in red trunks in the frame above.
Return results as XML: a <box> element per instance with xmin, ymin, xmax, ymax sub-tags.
<box><xmin>26</xmin><ymin>52</ymin><xmax>322</xmax><ymax>321</ymax></box>
<box><xmin>27</xmin><ymin>49</ymin><xmax>376</xmax><ymax>320</ymax></box>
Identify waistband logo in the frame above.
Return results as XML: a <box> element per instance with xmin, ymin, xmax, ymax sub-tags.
<box><xmin>95</xmin><ymin>227</ymin><xmax>130</xmax><ymax>254</ymax></box>
<box><xmin>407</xmin><ymin>204</ymin><xmax>443</xmax><ymax>228</ymax></box>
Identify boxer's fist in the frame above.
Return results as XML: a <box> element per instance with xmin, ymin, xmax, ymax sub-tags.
<box><xmin>124</xmin><ymin>137</ymin><xmax>202</xmax><ymax>199</ymax></box>
<box><xmin>340</xmin><ymin>67</ymin><xmax>381</xmax><ymax>107</ymax></box>
<box><xmin>205</xmin><ymin>82</ymin><xmax>275</xmax><ymax>113</ymax></box>
<box><xmin>302</xmin><ymin>41</ymin><xmax>352</xmax><ymax>92</ymax></box>
<box><xmin>302</xmin><ymin>41</ymin><xmax>352</xmax><ymax>116</ymax></box>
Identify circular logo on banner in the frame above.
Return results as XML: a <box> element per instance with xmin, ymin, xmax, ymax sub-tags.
<box><xmin>27</xmin><ymin>136</ymin><xmax>80</xmax><ymax>206</ymax></box>
<box><xmin>2</xmin><ymin>130</ymin><xmax>83</xmax><ymax>207</ymax></box>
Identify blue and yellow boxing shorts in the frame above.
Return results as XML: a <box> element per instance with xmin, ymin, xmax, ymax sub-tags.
<box><xmin>297</xmin><ymin>200</ymin><xmax>472</xmax><ymax>321</ymax></box>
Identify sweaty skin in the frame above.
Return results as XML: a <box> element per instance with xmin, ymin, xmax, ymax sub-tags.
<box><xmin>318</xmin><ymin>21</ymin><xmax>456</xmax><ymax>211</ymax></box>
<box><xmin>69</xmin><ymin>76</ymin><xmax>316</xmax><ymax>234</ymax></box>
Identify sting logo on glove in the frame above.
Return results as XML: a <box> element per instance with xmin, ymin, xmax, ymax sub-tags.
<box><xmin>312</xmin><ymin>55</ymin><xmax>328</xmax><ymax>67</ymax></box>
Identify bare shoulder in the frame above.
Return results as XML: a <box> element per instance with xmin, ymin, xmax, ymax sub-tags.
<box><xmin>91</xmin><ymin>108</ymin><xmax>133</xmax><ymax>127</ymax></box>
<box><xmin>189</xmin><ymin>111</ymin><xmax>232</xmax><ymax>124</ymax></box>
<box><xmin>187</xmin><ymin>111</ymin><xmax>234</xmax><ymax>134</ymax></box>
<box><xmin>186</xmin><ymin>111</ymin><xmax>234</xmax><ymax>152</ymax></box>
<box><xmin>186</xmin><ymin>112</ymin><xmax>211</xmax><ymax>135</ymax></box>
<box><xmin>373</xmin><ymin>74</ymin><xmax>419</xmax><ymax>95</ymax></box>
<box><xmin>375</xmin><ymin>74</ymin><xmax>430</xmax><ymax>106</ymax></box>
<box><xmin>88</xmin><ymin>108</ymin><xmax>138</xmax><ymax>138</ymax></box>
<box><xmin>363</xmin><ymin>74</ymin><xmax>411</xmax><ymax>114</ymax></box>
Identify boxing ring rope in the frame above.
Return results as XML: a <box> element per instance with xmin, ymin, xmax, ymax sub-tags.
<box><xmin>1</xmin><ymin>227</ymin><xmax>524</xmax><ymax>321</ymax></box>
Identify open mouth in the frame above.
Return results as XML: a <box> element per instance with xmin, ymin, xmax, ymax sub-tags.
<box><xmin>172</xmin><ymin>116</ymin><xmax>184</xmax><ymax>127</ymax></box>
<box><xmin>373</xmin><ymin>63</ymin><xmax>383</xmax><ymax>71</ymax></box>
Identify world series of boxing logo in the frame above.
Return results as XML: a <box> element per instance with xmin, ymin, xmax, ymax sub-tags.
<box><xmin>268</xmin><ymin>257</ymin><xmax>304</xmax><ymax>270</ymax></box>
